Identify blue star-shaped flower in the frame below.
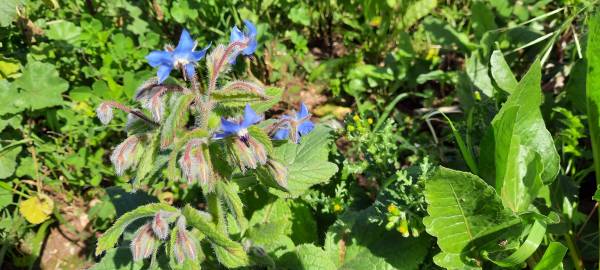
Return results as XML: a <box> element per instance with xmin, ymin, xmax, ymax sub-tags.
<box><xmin>273</xmin><ymin>103</ymin><xmax>314</xmax><ymax>143</ymax></box>
<box><xmin>146</xmin><ymin>29</ymin><xmax>210</xmax><ymax>83</ymax></box>
<box><xmin>215</xmin><ymin>104</ymin><xmax>262</xmax><ymax>139</ymax></box>
<box><xmin>229</xmin><ymin>20</ymin><xmax>257</xmax><ymax>63</ymax></box>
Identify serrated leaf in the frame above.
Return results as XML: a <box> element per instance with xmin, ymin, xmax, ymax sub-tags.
<box><xmin>490</xmin><ymin>50</ymin><xmax>517</xmax><ymax>94</ymax></box>
<box><xmin>9</xmin><ymin>62</ymin><xmax>69</xmax><ymax>111</ymax></box>
<box><xmin>278</xmin><ymin>244</ymin><xmax>336</xmax><ymax>270</ymax></box>
<box><xmin>95</xmin><ymin>203</ymin><xmax>178</xmax><ymax>255</ymax></box>
<box><xmin>216</xmin><ymin>181</ymin><xmax>248</xmax><ymax>233</ymax></box>
<box><xmin>423</xmin><ymin>167</ymin><xmax>519</xmax><ymax>269</ymax></box>
<box><xmin>248</xmin><ymin>125</ymin><xmax>273</xmax><ymax>154</ymax></box>
<box><xmin>267</xmin><ymin>125</ymin><xmax>338</xmax><ymax>197</ymax></box>
<box><xmin>251</xmin><ymin>87</ymin><xmax>283</xmax><ymax>113</ymax></box>
<box><xmin>325</xmin><ymin>206</ymin><xmax>431</xmax><ymax>270</ymax></box>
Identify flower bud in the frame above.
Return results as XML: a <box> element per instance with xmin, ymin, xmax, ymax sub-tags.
<box><xmin>110</xmin><ymin>135</ymin><xmax>140</xmax><ymax>176</ymax></box>
<box><xmin>233</xmin><ymin>138</ymin><xmax>257</xmax><ymax>172</ymax></box>
<box><xmin>96</xmin><ymin>102</ymin><xmax>113</xmax><ymax>125</ymax></box>
<box><xmin>248</xmin><ymin>137</ymin><xmax>267</xmax><ymax>166</ymax></box>
<box><xmin>130</xmin><ymin>223</ymin><xmax>157</xmax><ymax>261</ymax></box>
<box><xmin>266</xmin><ymin>159</ymin><xmax>287</xmax><ymax>188</ymax></box>
<box><xmin>151</xmin><ymin>211</ymin><xmax>170</xmax><ymax>240</ymax></box>
<box><xmin>179</xmin><ymin>139</ymin><xmax>213</xmax><ymax>187</ymax></box>
<box><xmin>173</xmin><ymin>229</ymin><xmax>197</xmax><ymax>264</ymax></box>
<box><xmin>397</xmin><ymin>219</ymin><xmax>409</xmax><ymax>237</ymax></box>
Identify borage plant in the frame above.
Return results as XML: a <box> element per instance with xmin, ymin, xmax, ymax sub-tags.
<box><xmin>91</xmin><ymin>21</ymin><xmax>337</xmax><ymax>269</ymax></box>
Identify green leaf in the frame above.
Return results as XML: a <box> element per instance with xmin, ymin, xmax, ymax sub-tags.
<box><xmin>470</xmin><ymin>1</ymin><xmax>496</xmax><ymax>38</ymax></box>
<box><xmin>587</xmin><ymin>13</ymin><xmax>600</xmax><ymax>198</ymax></box>
<box><xmin>490</xmin><ymin>50</ymin><xmax>517</xmax><ymax>94</ymax></box>
<box><xmin>46</xmin><ymin>20</ymin><xmax>81</xmax><ymax>45</ymax></box>
<box><xmin>401</xmin><ymin>0</ymin><xmax>437</xmax><ymax>29</ymax></box>
<box><xmin>90</xmin><ymin>247</ymin><xmax>147</xmax><ymax>270</ymax></box>
<box><xmin>533</xmin><ymin>242</ymin><xmax>567</xmax><ymax>270</ymax></box>
<box><xmin>135</xmin><ymin>133</ymin><xmax>160</xmax><ymax>182</ymax></box>
<box><xmin>0</xmin><ymin>80</ymin><xmax>23</xmax><ymax>116</ymax></box>
<box><xmin>182</xmin><ymin>205</ymin><xmax>249</xmax><ymax>267</ymax></box>
<box><xmin>267</xmin><ymin>125</ymin><xmax>338</xmax><ymax>197</ymax></box>
<box><xmin>423</xmin><ymin>167</ymin><xmax>519</xmax><ymax>269</ymax></box>
<box><xmin>216</xmin><ymin>181</ymin><xmax>248</xmax><ymax>233</ymax></box>
<box><xmin>325</xmin><ymin>207</ymin><xmax>431</xmax><ymax>270</ymax></box>
<box><xmin>161</xmin><ymin>94</ymin><xmax>194</xmax><ymax>148</ymax></box>
<box><xmin>278</xmin><ymin>244</ymin><xmax>337</xmax><ymax>270</ymax></box>
<box><xmin>0</xmin><ymin>183</ymin><xmax>12</xmax><ymax>209</ymax></box>
<box><xmin>0</xmin><ymin>146</ymin><xmax>21</xmax><ymax>179</ymax></box>
<box><xmin>480</xmin><ymin>60</ymin><xmax>559</xmax><ymax>212</ymax></box>
<box><xmin>0</xmin><ymin>0</ymin><xmax>22</xmax><ymax>27</ymax></box>
<box><xmin>11</xmin><ymin>62</ymin><xmax>69</xmax><ymax>111</ymax></box>
<box><xmin>248</xmin><ymin>125</ymin><xmax>273</xmax><ymax>154</ymax></box>
<box><xmin>95</xmin><ymin>203</ymin><xmax>178</xmax><ymax>255</ymax></box>
<box><xmin>466</xmin><ymin>52</ymin><xmax>494</xmax><ymax>97</ymax></box>
<box><xmin>0</xmin><ymin>56</ymin><xmax>20</xmax><ymax>79</ymax></box>
<box><xmin>251</xmin><ymin>87</ymin><xmax>283</xmax><ymax>113</ymax></box>
<box><xmin>288</xmin><ymin>3</ymin><xmax>311</xmax><ymax>26</ymax></box>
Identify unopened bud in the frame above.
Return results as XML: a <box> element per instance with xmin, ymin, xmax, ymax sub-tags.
<box><xmin>110</xmin><ymin>135</ymin><xmax>140</xmax><ymax>176</ymax></box>
<box><xmin>179</xmin><ymin>139</ymin><xmax>213</xmax><ymax>187</ymax></box>
<box><xmin>173</xmin><ymin>229</ymin><xmax>197</xmax><ymax>263</ymax></box>
<box><xmin>397</xmin><ymin>219</ymin><xmax>409</xmax><ymax>237</ymax></box>
<box><xmin>151</xmin><ymin>211</ymin><xmax>170</xmax><ymax>240</ymax></box>
<box><xmin>248</xmin><ymin>137</ymin><xmax>267</xmax><ymax>166</ymax></box>
<box><xmin>130</xmin><ymin>223</ymin><xmax>156</xmax><ymax>261</ymax></box>
<box><xmin>411</xmin><ymin>227</ymin><xmax>420</xmax><ymax>237</ymax></box>
<box><xmin>266</xmin><ymin>159</ymin><xmax>288</xmax><ymax>188</ymax></box>
<box><xmin>233</xmin><ymin>138</ymin><xmax>257</xmax><ymax>172</ymax></box>
<box><xmin>96</xmin><ymin>102</ymin><xmax>113</xmax><ymax>125</ymax></box>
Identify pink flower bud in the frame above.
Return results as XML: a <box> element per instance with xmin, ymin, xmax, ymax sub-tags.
<box><xmin>174</xmin><ymin>229</ymin><xmax>197</xmax><ymax>263</ymax></box>
<box><xmin>267</xmin><ymin>159</ymin><xmax>288</xmax><ymax>188</ymax></box>
<box><xmin>110</xmin><ymin>135</ymin><xmax>140</xmax><ymax>176</ymax></box>
<box><xmin>248</xmin><ymin>137</ymin><xmax>267</xmax><ymax>166</ymax></box>
<box><xmin>233</xmin><ymin>138</ymin><xmax>257</xmax><ymax>172</ymax></box>
<box><xmin>151</xmin><ymin>211</ymin><xmax>170</xmax><ymax>240</ymax></box>
<box><xmin>96</xmin><ymin>102</ymin><xmax>114</xmax><ymax>125</ymax></box>
<box><xmin>130</xmin><ymin>223</ymin><xmax>156</xmax><ymax>261</ymax></box>
<box><xmin>179</xmin><ymin>139</ymin><xmax>213</xmax><ymax>186</ymax></box>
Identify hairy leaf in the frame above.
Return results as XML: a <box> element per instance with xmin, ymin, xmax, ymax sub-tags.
<box><xmin>95</xmin><ymin>203</ymin><xmax>178</xmax><ymax>255</ymax></box>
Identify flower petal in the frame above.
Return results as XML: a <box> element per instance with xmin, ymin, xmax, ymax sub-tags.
<box><xmin>184</xmin><ymin>63</ymin><xmax>195</xmax><ymax>80</ymax></box>
<box><xmin>157</xmin><ymin>65</ymin><xmax>172</xmax><ymax>83</ymax></box>
<box><xmin>175</xmin><ymin>29</ymin><xmax>195</xmax><ymax>53</ymax></box>
<box><xmin>229</xmin><ymin>25</ymin><xmax>244</xmax><ymax>43</ymax></box>
<box><xmin>298</xmin><ymin>102</ymin><xmax>310</xmax><ymax>119</ymax></box>
<box><xmin>241</xmin><ymin>104</ymin><xmax>261</xmax><ymax>127</ymax></box>
<box><xmin>220</xmin><ymin>118</ymin><xmax>241</xmax><ymax>134</ymax></box>
<box><xmin>192</xmin><ymin>43</ymin><xmax>211</xmax><ymax>61</ymax></box>
<box><xmin>243</xmin><ymin>20</ymin><xmax>257</xmax><ymax>37</ymax></box>
<box><xmin>298</xmin><ymin>121</ymin><xmax>314</xmax><ymax>136</ymax></box>
<box><xmin>273</xmin><ymin>128</ymin><xmax>290</xmax><ymax>140</ymax></box>
<box><xmin>146</xmin><ymin>51</ymin><xmax>172</xmax><ymax>67</ymax></box>
<box><xmin>243</xmin><ymin>38</ymin><xmax>257</xmax><ymax>55</ymax></box>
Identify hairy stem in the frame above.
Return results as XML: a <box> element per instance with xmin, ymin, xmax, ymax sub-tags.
<box><xmin>104</xmin><ymin>101</ymin><xmax>160</xmax><ymax>127</ymax></box>
<box><xmin>208</xmin><ymin>40</ymin><xmax>248</xmax><ymax>94</ymax></box>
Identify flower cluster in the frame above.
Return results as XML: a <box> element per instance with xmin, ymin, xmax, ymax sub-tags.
<box><xmin>95</xmin><ymin>20</ymin><xmax>317</xmax><ymax>266</ymax></box>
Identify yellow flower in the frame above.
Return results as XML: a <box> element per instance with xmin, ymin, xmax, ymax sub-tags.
<box><xmin>367</xmin><ymin>118</ymin><xmax>373</xmax><ymax>125</ymax></box>
<box><xmin>353</xmin><ymin>114</ymin><xmax>360</xmax><ymax>122</ymax></box>
<box><xmin>347</xmin><ymin>125</ymin><xmax>355</xmax><ymax>132</ymax></box>
<box><xmin>333</xmin><ymin>203</ymin><xmax>343</xmax><ymax>213</ymax></box>
<box><xmin>387</xmin><ymin>204</ymin><xmax>399</xmax><ymax>215</ymax></box>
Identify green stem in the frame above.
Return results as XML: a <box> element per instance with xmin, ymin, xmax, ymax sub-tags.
<box><xmin>205</xmin><ymin>192</ymin><xmax>227</xmax><ymax>233</ymax></box>
<box><xmin>565</xmin><ymin>233</ymin><xmax>584</xmax><ymax>270</ymax></box>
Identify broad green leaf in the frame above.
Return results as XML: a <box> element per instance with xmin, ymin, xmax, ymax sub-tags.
<box><xmin>267</xmin><ymin>125</ymin><xmax>338</xmax><ymax>197</ymax></box>
<box><xmin>0</xmin><ymin>56</ymin><xmax>20</xmax><ymax>79</ymax></box>
<box><xmin>480</xmin><ymin>60</ymin><xmax>559</xmax><ymax>212</ymax></box>
<box><xmin>401</xmin><ymin>0</ymin><xmax>437</xmax><ymax>29</ymax></box>
<box><xmin>490</xmin><ymin>50</ymin><xmax>517</xmax><ymax>94</ymax></box>
<box><xmin>466</xmin><ymin>52</ymin><xmax>494</xmax><ymax>97</ymax></box>
<box><xmin>0</xmin><ymin>183</ymin><xmax>11</xmax><ymax>209</ymax></box>
<box><xmin>90</xmin><ymin>247</ymin><xmax>149</xmax><ymax>270</ymax></box>
<box><xmin>182</xmin><ymin>205</ymin><xmax>249</xmax><ymax>267</ymax></box>
<box><xmin>423</xmin><ymin>167</ymin><xmax>519</xmax><ymax>269</ymax></box>
<box><xmin>0</xmin><ymin>0</ymin><xmax>22</xmax><ymax>27</ymax></box>
<box><xmin>0</xmin><ymin>80</ymin><xmax>23</xmax><ymax>116</ymax></box>
<box><xmin>249</xmin><ymin>198</ymin><xmax>293</xmax><ymax>235</ymax></box>
<box><xmin>12</xmin><ymin>62</ymin><xmax>69</xmax><ymax>110</ymax></box>
<box><xmin>46</xmin><ymin>20</ymin><xmax>81</xmax><ymax>44</ymax></box>
<box><xmin>0</xmin><ymin>146</ymin><xmax>21</xmax><ymax>179</ymax></box>
<box><xmin>278</xmin><ymin>244</ymin><xmax>337</xmax><ymax>270</ymax></box>
<box><xmin>18</xmin><ymin>193</ymin><xmax>54</xmax><ymax>224</ymax></box>
<box><xmin>587</xmin><ymin>13</ymin><xmax>600</xmax><ymax>198</ymax></box>
<box><xmin>533</xmin><ymin>242</ymin><xmax>567</xmax><ymax>270</ymax></box>
<box><xmin>471</xmin><ymin>2</ymin><xmax>497</xmax><ymax>38</ymax></box>
<box><xmin>325</xmin><ymin>207</ymin><xmax>431</xmax><ymax>270</ymax></box>
<box><xmin>95</xmin><ymin>203</ymin><xmax>178</xmax><ymax>255</ymax></box>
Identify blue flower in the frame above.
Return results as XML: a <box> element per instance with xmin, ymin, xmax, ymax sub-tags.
<box><xmin>146</xmin><ymin>29</ymin><xmax>210</xmax><ymax>83</ymax></box>
<box><xmin>215</xmin><ymin>104</ymin><xmax>262</xmax><ymax>139</ymax></box>
<box><xmin>229</xmin><ymin>20</ymin><xmax>257</xmax><ymax>63</ymax></box>
<box><xmin>273</xmin><ymin>103</ymin><xmax>314</xmax><ymax>143</ymax></box>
